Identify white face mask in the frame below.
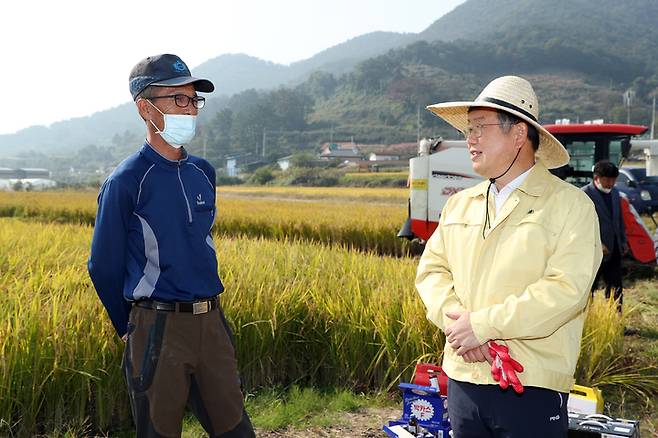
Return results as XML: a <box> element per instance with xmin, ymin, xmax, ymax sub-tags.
<box><xmin>146</xmin><ymin>100</ymin><xmax>197</xmax><ymax>148</ymax></box>
<box><xmin>595</xmin><ymin>180</ymin><xmax>612</xmax><ymax>194</ymax></box>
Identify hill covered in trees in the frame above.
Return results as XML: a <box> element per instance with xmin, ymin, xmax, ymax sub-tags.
<box><xmin>187</xmin><ymin>0</ymin><xmax>658</xmax><ymax>168</ymax></box>
<box><xmin>3</xmin><ymin>0</ymin><xmax>657</xmax><ymax>181</ymax></box>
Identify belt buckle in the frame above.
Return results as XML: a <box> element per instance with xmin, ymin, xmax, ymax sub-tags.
<box><xmin>193</xmin><ymin>301</ymin><xmax>209</xmax><ymax>315</ymax></box>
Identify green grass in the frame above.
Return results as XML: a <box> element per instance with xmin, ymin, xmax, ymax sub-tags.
<box><xmin>38</xmin><ymin>387</ymin><xmax>395</xmax><ymax>437</ymax></box>
<box><xmin>245</xmin><ymin>387</ymin><xmax>372</xmax><ymax>430</ymax></box>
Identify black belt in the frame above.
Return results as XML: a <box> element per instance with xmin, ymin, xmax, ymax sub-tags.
<box><xmin>134</xmin><ymin>296</ymin><xmax>219</xmax><ymax>315</ymax></box>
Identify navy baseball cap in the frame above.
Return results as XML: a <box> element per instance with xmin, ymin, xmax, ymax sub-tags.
<box><xmin>129</xmin><ymin>54</ymin><xmax>214</xmax><ymax>100</ymax></box>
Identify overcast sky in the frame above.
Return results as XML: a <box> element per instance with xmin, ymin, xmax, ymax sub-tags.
<box><xmin>0</xmin><ymin>0</ymin><xmax>466</xmax><ymax>135</ymax></box>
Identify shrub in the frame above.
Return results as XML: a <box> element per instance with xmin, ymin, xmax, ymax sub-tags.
<box><xmin>248</xmin><ymin>167</ymin><xmax>275</xmax><ymax>185</ymax></box>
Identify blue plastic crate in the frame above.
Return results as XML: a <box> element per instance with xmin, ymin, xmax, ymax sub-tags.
<box><xmin>383</xmin><ymin>382</ymin><xmax>451</xmax><ymax>437</ymax></box>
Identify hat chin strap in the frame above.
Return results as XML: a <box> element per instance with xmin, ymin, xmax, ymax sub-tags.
<box><xmin>482</xmin><ymin>147</ymin><xmax>522</xmax><ymax>239</ymax></box>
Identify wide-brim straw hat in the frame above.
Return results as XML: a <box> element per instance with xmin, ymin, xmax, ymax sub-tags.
<box><xmin>426</xmin><ymin>76</ymin><xmax>569</xmax><ymax>169</ymax></box>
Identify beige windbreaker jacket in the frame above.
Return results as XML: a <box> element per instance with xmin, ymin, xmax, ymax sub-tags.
<box><xmin>416</xmin><ymin>161</ymin><xmax>603</xmax><ymax>393</ymax></box>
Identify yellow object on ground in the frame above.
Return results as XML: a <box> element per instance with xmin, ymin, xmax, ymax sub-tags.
<box><xmin>568</xmin><ymin>384</ymin><xmax>604</xmax><ymax>414</ymax></box>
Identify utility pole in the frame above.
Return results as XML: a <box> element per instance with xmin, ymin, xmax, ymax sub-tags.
<box><xmin>262</xmin><ymin>128</ymin><xmax>267</xmax><ymax>157</ymax></box>
<box><xmin>417</xmin><ymin>103</ymin><xmax>421</xmax><ymax>144</ymax></box>
<box><xmin>623</xmin><ymin>88</ymin><xmax>635</xmax><ymax>125</ymax></box>
<box><xmin>651</xmin><ymin>94</ymin><xmax>656</xmax><ymax>140</ymax></box>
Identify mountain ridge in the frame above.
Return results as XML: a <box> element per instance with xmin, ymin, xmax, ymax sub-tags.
<box><xmin>2</xmin><ymin>0</ymin><xmax>657</xmax><ymax>160</ymax></box>
<box><xmin>0</xmin><ymin>31</ymin><xmax>421</xmax><ymax>155</ymax></box>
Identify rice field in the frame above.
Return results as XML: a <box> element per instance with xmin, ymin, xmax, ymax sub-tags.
<box><xmin>1</xmin><ymin>188</ymin><xmax>657</xmax><ymax>435</ymax></box>
<box><xmin>218</xmin><ymin>185</ymin><xmax>408</xmax><ymax>203</ymax></box>
<box><xmin>0</xmin><ymin>218</ymin><xmax>438</xmax><ymax>435</ymax></box>
<box><xmin>0</xmin><ymin>190</ymin><xmax>411</xmax><ymax>256</ymax></box>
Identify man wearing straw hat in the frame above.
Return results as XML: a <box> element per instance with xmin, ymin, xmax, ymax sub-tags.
<box><xmin>416</xmin><ymin>76</ymin><xmax>602</xmax><ymax>436</ymax></box>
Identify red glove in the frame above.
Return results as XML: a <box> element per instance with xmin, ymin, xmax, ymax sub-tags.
<box><xmin>488</xmin><ymin>341</ymin><xmax>524</xmax><ymax>394</ymax></box>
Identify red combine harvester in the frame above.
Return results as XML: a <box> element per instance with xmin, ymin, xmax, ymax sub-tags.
<box><xmin>398</xmin><ymin>123</ymin><xmax>657</xmax><ymax>264</ymax></box>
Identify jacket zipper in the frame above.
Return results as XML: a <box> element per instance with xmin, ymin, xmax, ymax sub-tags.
<box><xmin>177</xmin><ymin>163</ymin><xmax>193</xmax><ymax>224</ymax></box>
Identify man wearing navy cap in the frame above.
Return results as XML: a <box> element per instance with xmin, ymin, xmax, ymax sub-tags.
<box><xmin>88</xmin><ymin>54</ymin><xmax>255</xmax><ymax>437</ymax></box>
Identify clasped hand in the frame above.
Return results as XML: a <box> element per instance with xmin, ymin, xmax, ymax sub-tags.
<box><xmin>445</xmin><ymin>311</ymin><xmax>492</xmax><ymax>363</ymax></box>
<box><xmin>445</xmin><ymin>312</ymin><xmax>525</xmax><ymax>392</ymax></box>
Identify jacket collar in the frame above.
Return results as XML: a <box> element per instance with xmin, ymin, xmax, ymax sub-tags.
<box><xmin>585</xmin><ymin>182</ymin><xmax>618</xmax><ymax>219</ymax></box>
<box><xmin>465</xmin><ymin>160</ymin><xmax>550</xmax><ymax>198</ymax></box>
<box><xmin>140</xmin><ymin>141</ymin><xmax>189</xmax><ymax>167</ymax></box>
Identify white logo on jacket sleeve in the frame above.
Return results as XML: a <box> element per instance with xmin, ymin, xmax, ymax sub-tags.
<box><xmin>196</xmin><ymin>194</ymin><xmax>205</xmax><ymax>205</ymax></box>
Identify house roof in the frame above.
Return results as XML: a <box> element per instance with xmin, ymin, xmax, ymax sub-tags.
<box><xmin>321</xmin><ymin>142</ymin><xmax>356</xmax><ymax>151</ymax></box>
<box><xmin>369</xmin><ymin>152</ymin><xmax>400</xmax><ymax>157</ymax></box>
<box><xmin>225</xmin><ymin>152</ymin><xmax>254</xmax><ymax>160</ymax></box>
<box><xmin>321</xmin><ymin>149</ymin><xmax>363</xmax><ymax>158</ymax></box>
<box><xmin>354</xmin><ymin>144</ymin><xmax>387</xmax><ymax>154</ymax></box>
<box><xmin>383</xmin><ymin>142</ymin><xmax>417</xmax><ymax>155</ymax></box>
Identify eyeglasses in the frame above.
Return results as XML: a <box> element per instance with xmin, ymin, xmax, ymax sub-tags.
<box><xmin>462</xmin><ymin>123</ymin><xmax>508</xmax><ymax>139</ymax></box>
<box><xmin>148</xmin><ymin>94</ymin><xmax>206</xmax><ymax>109</ymax></box>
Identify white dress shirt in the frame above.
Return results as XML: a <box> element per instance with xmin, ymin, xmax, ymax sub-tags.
<box><xmin>491</xmin><ymin>165</ymin><xmax>534</xmax><ymax>215</ymax></box>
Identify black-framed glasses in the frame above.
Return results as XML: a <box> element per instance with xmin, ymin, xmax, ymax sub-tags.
<box><xmin>148</xmin><ymin>94</ymin><xmax>206</xmax><ymax>109</ymax></box>
<box><xmin>461</xmin><ymin>123</ymin><xmax>508</xmax><ymax>139</ymax></box>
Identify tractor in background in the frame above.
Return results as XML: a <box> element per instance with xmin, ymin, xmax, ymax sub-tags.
<box><xmin>398</xmin><ymin>122</ymin><xmax>657</xmax><ymax>264</ymax></box>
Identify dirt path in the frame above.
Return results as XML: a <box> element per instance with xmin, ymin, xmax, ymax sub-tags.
<box><xmin>255</xmin><ymin>407</ymin><xmax>400</xmax><ymax>438</ymax></box>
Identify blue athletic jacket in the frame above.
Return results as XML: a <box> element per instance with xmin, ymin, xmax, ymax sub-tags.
<box><xmin>88</xmin><ymin>142</ymin><xmax>223</xmax><ymax>337</ymax></box>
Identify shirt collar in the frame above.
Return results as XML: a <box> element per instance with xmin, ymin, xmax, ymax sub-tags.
<box><xmin>466</xmin><ymin>159</ymin><xmax>550</xmax><ymax>198</ymax></box>
<box><xmin>140</xmin><ymin>141</ymin><xmax>189</xmax><ymax>167</ymax></box>
<box><xmin>491</xmin><ymin>165</ymin><xmax>533</xmax><ymax>196</ymax></box>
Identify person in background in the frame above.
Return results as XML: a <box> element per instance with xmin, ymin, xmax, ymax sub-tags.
<box><xmin>88</xmin><ymin>54</ymin><xmax>255</xmax><ymax>438</ymax></box>
<box><xmin>582</xmin><ymin>160</ymin><xmax>627</xmax><ymax>311</ymax></box>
